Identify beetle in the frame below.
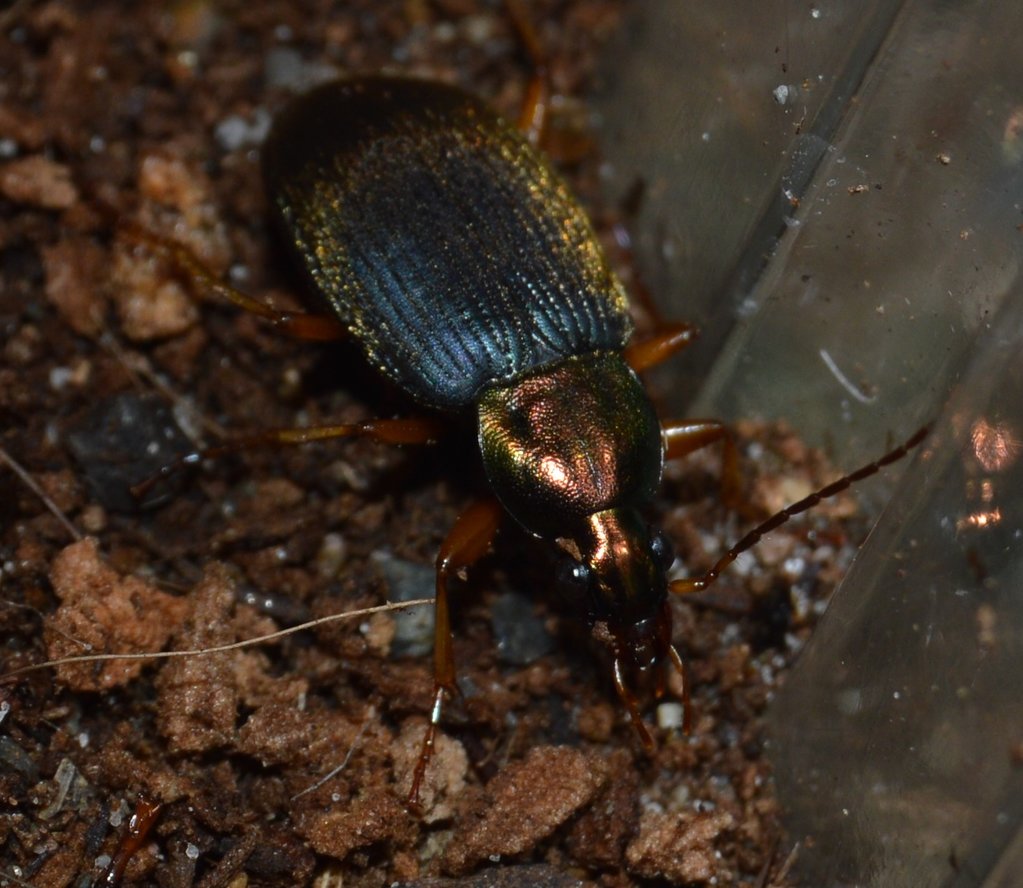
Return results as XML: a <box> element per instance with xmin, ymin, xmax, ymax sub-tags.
<box><xmin>260</xmin><ymin>75</ymin><xmax>734</xmax><ymax>805</ymax></box>
<box><xmin>126</xmin><ymin>74</ymin><xmax>926</xmax><ymax>811</ymax></box>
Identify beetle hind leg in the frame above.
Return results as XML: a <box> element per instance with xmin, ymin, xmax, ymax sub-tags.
<box><xmin>116</xmin><ymin>215</ymin><xmax>348</xmax><ymax>341</ymax></box>
<box><xmin>504</xmin><ymin>0</ymin><xmax>550</xmax><ymax>146</ymax></box>
<box><xmin>662</xmin><ymin>418</ymin><xmax>743</xmax><ymax>511</ymax></box>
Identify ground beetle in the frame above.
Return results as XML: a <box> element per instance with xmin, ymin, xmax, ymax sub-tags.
<box><xmin>130</xmin><ymin>71</ymin><xmax>926</xmax><ymax>811</ymax></box>
<box><xmin>261</xmin><ymin>75</ymin><xmax>733</xmax><ymax>805</ymax></box>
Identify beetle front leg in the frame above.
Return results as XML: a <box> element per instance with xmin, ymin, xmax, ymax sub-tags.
<box><xmin>407</xmin><ymin>498</ymin><xmax>503</xmax><ymax>813</ymax></box>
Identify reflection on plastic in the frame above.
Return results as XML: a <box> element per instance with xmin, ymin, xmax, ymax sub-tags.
<box><xmin>770</xmin><ymin>281</ymin><xmax>1023</xmax><ymax>885</ymax></box>
<box><xmin>970</xmin><ymin>419</ymin><xmax>1020</xmax><ymax>475</ymax></box>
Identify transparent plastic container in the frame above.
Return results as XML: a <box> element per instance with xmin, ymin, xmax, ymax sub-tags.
<box><xmin>595</xmin><ymin>0</ymin><xmax>1023</xmax><ymax>884</ymax></box>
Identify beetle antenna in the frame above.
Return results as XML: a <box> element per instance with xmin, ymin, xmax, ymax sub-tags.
<box><xmin>671</xmin><ymin>424</ymin><xmax>931</xmax><ymax>595</ymax></box>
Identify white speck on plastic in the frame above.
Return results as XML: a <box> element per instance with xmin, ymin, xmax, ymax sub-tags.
<box><xmin>737</xmin><ymin>296</ymin><xmax>759</xmax><ymax>318</ymax></box>
<box><xmin>701</xmin><ymin>131</ymin><xmax>711</xmax><ymax>142</ymax></box>
<box><xmin>893</xmin><ymin>690</ymin><xmax>901</xmax><ymax>700</ymax></box>
<box><xmin>782</xmin><ymin>556</ymin><xmax>806</xmax><ymax>578</ymax></box>
<box><xmin>836</xmin><ymin>688</ymin><xmax>862</xmax><ymax>715</ymax></box>
<box><xmin>773</xmin><ymin>84</ymin><xmax>790</xmax><ymax>105</ymax></box>
<box><xmin>185</xmin><ymin>843</ymin><xmax>200</xmax><ymax>860</ymax></box>
<box><xmin>78</xmin><ymin>732</ymin><xmax>89</xmax><ymax>748</ymax></box>
<box><xmin>810</xmin><ymin>6</ymin><xmax>821</xmax><ymax>18</ymax></box>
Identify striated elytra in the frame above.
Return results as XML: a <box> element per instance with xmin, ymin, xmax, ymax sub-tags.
<box><xmin>262</xmin><ymin>77</ymin><xmax>633</xmax><ymax>409</ymax></box>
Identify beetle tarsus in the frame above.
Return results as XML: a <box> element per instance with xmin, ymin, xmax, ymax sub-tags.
<box><xmin>99</xmin><ymin>792</ymin><xmax>163</xmax><ymax>887</ymax></box>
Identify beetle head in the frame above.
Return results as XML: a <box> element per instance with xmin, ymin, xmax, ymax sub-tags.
<box><xmin>563</xmin><ymin>507</ymin><xmax>689</xmax><ymax>748</ymax></box>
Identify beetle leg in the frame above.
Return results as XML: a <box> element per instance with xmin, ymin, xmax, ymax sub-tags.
<box><xmin>624</xmin><ymin>322</ymin><xmax>699</xmax><ymax>373</ymax></box>
<box><xmin>132</xmin><ymin>416</ymin><xmax>446</xmax><ymax>498</ymax></box>
<box><xmin>662</xmin><ymin>419</ymin><xmax>742</xmax><ymax>510</ymax></box>
<box><xmin>408</xmin><ymin>498</ymin><xmax>503</xmax><ymax>812</ymax></box>
<box><xmin>612</xmin><ymin>654</ymin><xmax>655</xmax><ymax>751</ymax></box>
<box><xmin>118</xmin><ymin>217</ymin><xmax>348</xmax><ymax>341</ymax></box>
<box><xmin>505</xmin><ymin>0</ymin><xmax>550</xmax><ymax>146</ymax></box>
<box><xmin>99</xmin><ymin>792</ymin><xmax>163</xmax><ymax>887</ymax></box>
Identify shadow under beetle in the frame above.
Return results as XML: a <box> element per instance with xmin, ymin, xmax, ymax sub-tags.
<box><xmin>133</xmin><ymin>74</ymin><xmax>927</xmax><ymax>810</ymax></box>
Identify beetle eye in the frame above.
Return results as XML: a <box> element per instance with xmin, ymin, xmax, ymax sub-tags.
<box><xmin>650</xmin><ymin>529</ymin><xmax>674</xmax><ymax>571</ymax></box>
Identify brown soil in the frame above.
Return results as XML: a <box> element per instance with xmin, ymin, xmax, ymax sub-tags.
<box><xmin>0</xmin><ymin>2</ymin><xmax>867</xmax><ymax>886</ymax></box>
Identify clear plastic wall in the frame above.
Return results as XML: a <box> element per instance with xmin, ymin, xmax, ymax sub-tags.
<box><xmin>595</xmin><ymin>0</ymin><xmax>1023</xmax><ymax>884</ymax></box>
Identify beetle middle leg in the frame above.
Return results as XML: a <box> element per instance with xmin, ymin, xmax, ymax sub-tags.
<box><xmin>408</xmin><ymin>498</ymin><xmax>503</xmax><ymax>812</ymax></box>
<box><xmin>626</xmin><ymin>323</ymin><xmax>745</xmax><ymax>510</ymax></box>
<box><xmin>662</xmin><ymin>419</ymin><xmax>743</xmax><ymax>510</ymax></box>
